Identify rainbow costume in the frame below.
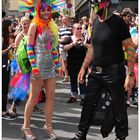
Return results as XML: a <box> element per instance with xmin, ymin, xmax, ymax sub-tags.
<box><xmin>8</xmin><ymin>0</ymin><xmax>67</xmax><ymax>101</ymax></box>
<box><xmin>18</xmin><ymin>0</ymin><xmax>65</xmax><ymax>79</ymax></box>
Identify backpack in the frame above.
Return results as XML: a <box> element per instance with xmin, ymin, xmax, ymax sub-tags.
<box><xmin>16</xmin><ymin>36</ymin><xmax>31</xmax><ymax>74</ymax></box>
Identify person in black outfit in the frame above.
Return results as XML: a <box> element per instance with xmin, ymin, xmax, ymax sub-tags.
<box><xmin>2</xmin><ymin>19</ymin><xmax>16</xmax><ymax>120</ymax></box>
<box><xmin>63</xmin><ymin>23</ymin><xmax>87</xmax><ymax>105</ymax></box>
<box><xmin>71</xmin><ymin>0</ymin><xmax>136</xmax><ymax>140</ymax></box>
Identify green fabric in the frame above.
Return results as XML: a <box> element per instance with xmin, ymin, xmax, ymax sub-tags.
<box><xmin>16</xmin><ymin>36</ymin><xmax>31</xmax><ymax>74</ymax></box>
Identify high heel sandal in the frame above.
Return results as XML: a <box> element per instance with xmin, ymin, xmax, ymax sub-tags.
<box><xmin>21</xmin><ymin>127</ymin><xmax>36</xmax><ymax>140</ymax></box>
<box><xmin>9</xmin><ymin>102</ymin><xmax>17</xmax><ymax>116</ymax></box>
<box><xmin>8</xmin><ymin>108</ymin><xmax>17</xmax><ymax>117</ymax></box>
<box><xmin>43</xmin><ymin>125</ymin><xmax>58</xmax><ymax>140</ymax></box>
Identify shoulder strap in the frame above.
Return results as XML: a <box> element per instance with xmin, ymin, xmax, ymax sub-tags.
<box><xmin>21</xmin><ymin>32</ymin><xmax>25</xmax><ymax>42</ymax></box>
<box><xmin>21</xmin><ymin>32</ymin><xmax>24</xmax><ymax>37</ymax></box>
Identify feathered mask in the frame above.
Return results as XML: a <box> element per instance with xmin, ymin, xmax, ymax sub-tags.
<box><xmin>89</xmin><ymin>0</ymin><xmax>111</xmax><ymax>19</ymax></box>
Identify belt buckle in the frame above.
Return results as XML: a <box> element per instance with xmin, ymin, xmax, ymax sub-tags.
<box><xmin>96</xmin><ymin>66</ymin><xmax>102</xmax><ymax>72</ymax></box>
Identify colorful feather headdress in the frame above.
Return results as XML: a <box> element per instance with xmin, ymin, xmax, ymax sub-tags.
<box><xmin>18</xmin><ymin>0</ymin><xmax>67</xmax><ymax>15</ymax></box>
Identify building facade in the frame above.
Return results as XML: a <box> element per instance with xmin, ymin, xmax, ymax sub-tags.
<box><xmin>75</xmin><ymin>0</ymin><xmax>138</xmax><ymax>21</ymax></box>
<box><xmin>2</xmin><ymin>0</ymin><xmax>22</xmax><ymax>17</ymax></box>
<box><xmin>2</xmin><ymin>0</ymin><xmax>138</xmax><ymax>18</ymax></box>
<box><xmin>2</xmin><ymin>0</ymin><xmax>10</xmax><ymax>11</ymax></box>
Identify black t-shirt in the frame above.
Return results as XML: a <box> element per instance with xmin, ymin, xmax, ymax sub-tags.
<box><xmin>91</xmin><ymin>14</ymin><xmax>131</xmax><ymax>66</ymax></box>
<box><xmin>67</xmin><ymin>38</ymin><xmax>87</xmax><ymax>67</ymax></box>
<box><xmin>67</xmin><ymin>38</ymin><xmax>87</xmax><ymax>76</ymax></box>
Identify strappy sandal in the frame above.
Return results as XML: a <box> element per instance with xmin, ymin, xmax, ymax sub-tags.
<box><xmin>8</xmin><ymin>108</ymin><xmax>17</xmax><ymax>117</ymax></box>
<box><xmin>21</xmin><ymin>127</ymin><xmax>36</xmax><ymax>140</ymax></box>
<box><xmin>42</xmin><ymin>125</ymin><xmax>58</xmax><ymax>140</ymax></box>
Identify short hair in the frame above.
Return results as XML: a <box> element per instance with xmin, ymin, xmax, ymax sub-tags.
<box><xmin>73</xmin><ymin>23</ymin><xmax>81</xmax><ymax>28</ymax></box>
<box><xmin>62</xmin><ymin>15</ymin><xmax>70</xmax><ymax>19</ymax></box>
<box><xmin>71</xmin><ymin>17</ymin><xmax>75</xmax><ymax>20</ymax></box>
<box><xmin>121</xmin><ymin>8</ymin><xmax>133</xmax><ymax>17</ymax></box>
<box><xmin>81</xmin><ymin>16</ymin><xmax>87</xmax><ymax>20</ymax></box>
<box><xmin>20</xmin><ymin>16</ymin><xmax>30</xmax><ymax>25</ymax></box>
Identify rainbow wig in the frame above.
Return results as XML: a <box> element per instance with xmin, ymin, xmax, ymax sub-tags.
<box><xmin>18</xmin><ymin>0</ymin><xmax>66</xmax><ymax>44</ymax></box>
<box><xmin>32</xmin><ymin>0</ymin><xmax>53</xmax><ymax>27</ymax></box>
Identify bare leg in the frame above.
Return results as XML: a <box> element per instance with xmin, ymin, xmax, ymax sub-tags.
<box><xmin>44</xmin><ymin>78</ymin><xmax>56</xmax><ymax>128</ymax></box>
<box><xmin>9</xmin><ymin>101</ymin><xmax>17</xmax><ymax>116</ymax></box>
<box><xmin>43</xmin><ymin>78</ymin><xmax>57</xmax><ymax>139</ymax></box>
<box><xmin>62</xmin><ymin>60</ymin><xmax>69</xmax><ymax>81</ymax></box>
<box><xmin>23</xmin><ymin>80</ymin><xmax>43</xmax><ymax>135</ymax></box>
<box><xmin>126</xmin><ymin>90</ymin><xmax>132</xmax><ymax>106</ymax></box>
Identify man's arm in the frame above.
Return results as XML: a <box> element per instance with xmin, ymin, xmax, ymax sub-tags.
<box><xmin>122</xmin><ymin>37</ymin><xmax>136</xmax><ymax>92</ymax></box>
<box><xmin>123</xmin><ymin>37</ymin><xmax>136</xmax><ymax>75</ymax></box>
<box><xmin>78</xmin><ymin>44</ymin><xmax>93</xmax><ymax>83</ymax></box>
<box><xmin>81</xmin><ymin>44</ymin><xmax>93</xmax><ymax>70</ymax></box>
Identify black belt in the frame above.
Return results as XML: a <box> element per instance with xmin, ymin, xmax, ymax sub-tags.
<box><xmin>92</xmin><ymin>63</ymin><xmax>124</xmax><ymax>73</ymax></box>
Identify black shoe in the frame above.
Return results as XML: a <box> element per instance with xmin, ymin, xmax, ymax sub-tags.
<box><xmin>67</xmin><ymin>97</ymin><xmax>77</xmax><ymax>103</ymax></box>
<box><xmin>71</xmin><ymin>132</ymin><xmax>87</xmax><ymax>140</ymax></box>
<box><xmin>115</xmin><ymin>137</ymin><xmax>126</xmax><ymax>140</ymax></box>
<box><xmin>80</xmin><ymin>99</ymin><xmax>84</xmax><ymax>106</ymax></box>
<box><xmin>2</xmin><ymin>112</ymin><xmax>17</xmax><ymax>120</ymax></box>
<box><xmin>71</xmin><ymin>137</ymin><xmax>79</xmax><ymax>140</ymax></box>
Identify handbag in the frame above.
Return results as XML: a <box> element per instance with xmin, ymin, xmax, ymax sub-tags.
<box><xmin>92</xmin><ymin>89</ymin><xmax>112</xmax><ymax>125</ymax></box>
<box><xmin>16</xmin><ymin>36</ymin><xmax>31</xmax><ymax>74</ymax></box>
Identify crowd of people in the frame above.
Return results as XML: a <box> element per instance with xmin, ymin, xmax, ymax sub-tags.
<box><xmin>2</xmin><ymin>0</ymin><xmax>138</xmax><ymax>140</ymax></box>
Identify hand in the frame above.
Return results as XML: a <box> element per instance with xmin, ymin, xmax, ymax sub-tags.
<box><xmin>55</xmin><ymin>69</ymin><xmax>64</xmax><ymax>78</ymax></box>
<box><xmin>33</xmin><ymin>73</ymin><xmax>41</xmax><ymax>80</ymax></box>
<box><xmin>8</xmin><ymin>44</ymin><xmax>16</xmax><ymax>50</ymax></box>
<box><xmin>59</xmin><ymin>38</ymin><xmax>64</xmax><ymax>44</ymax></box>
<box><xmin>124</xmin><ymin>75</ymin><xmax>135</xmax><ymax>93</ymax></box>
<box><xmin>78</xmin><ymin>67</ymin><xmax>85</xmax><ymax>84</ymax></box>
<box><xmin>71</xmin><ymin>40</ymin><xmax>77</xmax><ymax>46</ymax></box>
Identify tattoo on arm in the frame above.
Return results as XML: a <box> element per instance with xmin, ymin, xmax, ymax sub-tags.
<box><xmin>123</xmin><ymin>38</ymin><xmax>136</xmax><ymax>72</ymax></box>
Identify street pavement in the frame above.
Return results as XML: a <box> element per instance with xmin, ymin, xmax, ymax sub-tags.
<box><xmin>2</xmin><ymin>79</ymin><xmax>138</xmax><ymax>140</ymax></box>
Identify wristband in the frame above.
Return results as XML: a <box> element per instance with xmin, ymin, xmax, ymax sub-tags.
<box><xmin>27</xmin><ymin>44</ymin><xmax>39</xmax><ymax>74</ymax></box>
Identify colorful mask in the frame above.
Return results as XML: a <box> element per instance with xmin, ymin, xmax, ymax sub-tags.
<box><xmin>90</xmin><ymin>0</ymin><xmax>111</xmax><ymax>20</ymax></box>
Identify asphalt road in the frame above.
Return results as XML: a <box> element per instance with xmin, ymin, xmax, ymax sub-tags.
<box><xmin>2</xmin><ymin>79</ymin><xmax>138</xmax><ymax>140</ymax></box>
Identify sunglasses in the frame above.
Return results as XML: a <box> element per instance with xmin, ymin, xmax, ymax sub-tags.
<box><xmin>76</xmin><ymin>27</ymin><xmax>82</xmax><ymax>30</ymax></box>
